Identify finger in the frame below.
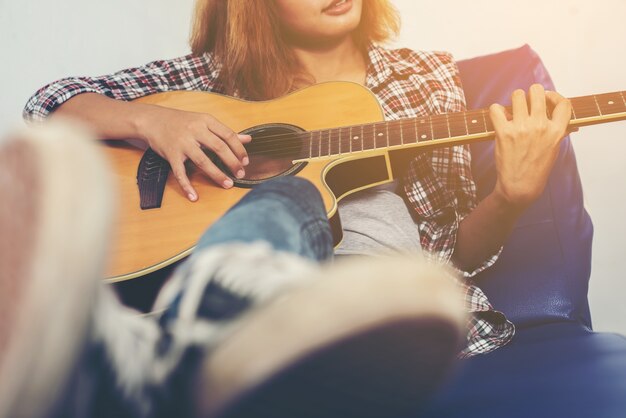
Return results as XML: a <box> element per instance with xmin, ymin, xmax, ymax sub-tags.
<box><xmin>198</xmin><ymin>132</ymin><xmax>246</xmax><ymax>179</ymax></box>
<box><xmin>529</xmin><ymin>84</ymin><xmax>547</xmax><ymax>118</ymax></box>
<box><xmin>205</xmin><ymin>116</ymin><xmax>250</xmax><ymax>164</ymax></box>
<box><xmin>186</xmin><ymin>146</ymin><xmax>235</xmax><ymax>189</ymax></box>
<box><xmin>238</xmin><ymin>134</ymin><xmax>253</xmax><ymax>144</ymax></box>
<box><xmin>546</xmin><ymin>91</ymin><xmax>573</xmax><ymax>130</ymax></box>
<box><xmin>511</xmin><ymin>89</ymin><xmax>529</xmax><ymax>121</ymax></box>
<box><xmin>171</xmin><ymin>159</ymin><xmax>198</xmax><ymax>201</ymax></box>
<box><xmin>489</xmin><ymin>103</ymin><xmax>510</xmax><ymax>132</ymax></box>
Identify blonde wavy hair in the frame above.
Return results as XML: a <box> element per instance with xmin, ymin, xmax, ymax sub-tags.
<box><xmin>190</xmin><ymin>0</ymin><xmax>400</xmax><ymax>100</ymax></box>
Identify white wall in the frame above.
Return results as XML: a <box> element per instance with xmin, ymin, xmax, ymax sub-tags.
<box><xmin>1</xmin><ymin>1</ymin><xmax>624</xmax><ymax>332</ymax></box>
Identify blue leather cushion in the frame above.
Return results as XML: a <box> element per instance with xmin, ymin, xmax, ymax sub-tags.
<box><xmin>457</xmin><ymin>45</ymin><xmax>594</xmax><ymax>328</ymax></box>
<box><xmin>420</xmin><ymin>323</ymin><xmax>626</xmax><ymax>418</ymax></box>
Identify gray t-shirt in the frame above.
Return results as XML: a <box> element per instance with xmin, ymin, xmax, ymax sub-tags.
<box><xmin>334</xmin><ymin>181</ymin><xmax>423</xmax><ymax>256</ymax></box>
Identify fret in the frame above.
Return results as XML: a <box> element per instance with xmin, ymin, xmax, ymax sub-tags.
<box><xmin>320</xmin><ymin>129</ymin><xmax>330</xmax><ymax>157</ymax></box>
<box><xmin>386</xmin><ymin>123</ymin><xmax>390</xmax><ymax>148</ymax></box>
<box><xmin>388</xmin><ymin>121</ymin><xmax>402</xmax><ymax>146</ymax></box>
<box><xmin>336</xmin><ymin>128</ymin><xmax>342</xmax><ymax>155</ymax></box>
<box><xmin>374</xmin><ymin>123</ymin><xmax>387</xmax><ymax>148</ymax></box>
<box><xmin>431</xmin><ymin>115</ymin><xmax>449</xmax><ymax>139</ymax></box>
<box><xmin>429</xmin><ymin>116</ymin><xmax>435</xmax><ymax>140</ymax></box>
<box><xmin>593</xmin><ymin>95</ymin><xmax>603</xmax><ymax>116</ymax></box>
<box><xmin>466</xmin><ymin>110</ymin><xmax>487</xmax><ymax>135</ymax></box>
<box><xmin>309</xmin><ymin>131</ymin><xmax>319</xmax><ymax>158</ymax></box>
<box><xmin>448</xmin><ymin>112</ymin><xmax>468</xmax><ymax>137</ymax></box>
<box><xmin>463</xmin><ymin>111</ymin><xmax>470</xmax><ymax>136</ymax></box>
<box><xmin>570</xmin><ymin>105</ymin><xmax>577</xmax><ymax>119</ymax></box>
<box><xmin>482</xmin><ymin>109</ymin><xmax>494</xmax><ymax>132</ymax></box>
<box><xmin>415</xmin><ymin>117</ymin><xmax>431</xmax><ymax>141</ymax></box>
<box><xmin>620</xmin><ymin>91</ymin><xmax>626</xmax><ymax>107</ymax></box>
<box><xmin>361</xmin><ymin>125</ymin><xmax>365</xmax><ymax>152</ymax></box>
<box><xmin>570</xmin><ymin>96</ymin><xmax>601</xmax><ymax>119</ymax></box>
<box><xmin>350</xmin><ymin>126</ymin><xmax>363</xmax><ymax>153</ymax></box>
<box><xmin>362</xmin><ymin>123</ymin><xmax>375</xmax><ymax>150</ymax></box>
<box><xmin>401</xmin><ymin>119</ymin><xmax>418</xmax><ymax>144</ymax></box>
<box><xmin>340</xmin><ymin>127</ymin><xmax>352</xmax><ymax>154</ymax></box>
<box><xmin>595</xmin><ymin>92</ymin><xmax>626</xmax><ymax>116</ymax></box>
<box><xmin>319</xmin><ymin>130</ymin><xmax>322</xmax><ymax>157</ymax></box>
<box><xmin>330</xmin><ymin>128</ymin><xmax>340</xmax><ymax>156</ymax></box>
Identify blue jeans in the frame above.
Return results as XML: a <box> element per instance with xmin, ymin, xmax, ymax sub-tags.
<box><xmin>195</xmin><ymin>176</ymin><xmax>334</xmax><ymax>262</ymax></box>
<box><xmin>157</xmin><ymin>176</ymin><xmax>334</xmax><ymax>328</ymax></box>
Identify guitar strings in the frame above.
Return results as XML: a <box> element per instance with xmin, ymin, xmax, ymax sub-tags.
<box><xmin>239</xmin><ymin>124</ymin><xmax>493</xmax><ymax>160</ymax></box>
<box><xmin>232</xmin><ymin>99</ymin><xmax>621</xmax><ymax>158</ymax></box>
<box><xmin>233</xmin><ymin>97</ymin><xmax>615</xmax><ymax>153</ymax></box>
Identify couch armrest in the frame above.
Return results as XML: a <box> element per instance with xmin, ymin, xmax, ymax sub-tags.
<box><xmin>457</xmin><ymin>45</ymin><xmax>593</xmax><ymax>328</ymax></box>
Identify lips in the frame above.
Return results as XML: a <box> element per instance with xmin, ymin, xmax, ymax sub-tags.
<box><xmin>322</xmin><ymin>0</ymin><xmax>349</xmax><ymax>13</ymax></box>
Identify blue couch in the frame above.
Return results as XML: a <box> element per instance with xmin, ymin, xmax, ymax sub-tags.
<box><xmin>114</xmin><ymin>45</ymin><xmax>626</xmax><ymax>417</ymax></box>
<box><xmin>419</xmin><ymin>45</ymin><xmax>626</xmax><ymax>418</ymax></box>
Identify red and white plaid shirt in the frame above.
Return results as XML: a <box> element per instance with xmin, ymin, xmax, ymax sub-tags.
<box><xmin>23</xmin><ymin>44</ymin><xmax>514</xmax><ymax>357</ymax></box>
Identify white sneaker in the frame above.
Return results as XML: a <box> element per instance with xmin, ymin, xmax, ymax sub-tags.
<box><xmin>0</xmin><ymin>121</ymin><xmax>114</xmax><ymax>418</ymax></box>
<box><xmin>194</xmin><ymin>255</ymin><xmax>467</xmax><ymax>418</ymax></box>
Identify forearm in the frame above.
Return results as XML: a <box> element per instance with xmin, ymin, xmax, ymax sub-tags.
<box><xmin>52</xmin><ymin>93</ymin><xmax>157</xmax><ymax>141</ymax></box>
<box><xmin>452</xmin><ymin>191</ymin><xmax>525</xmax><ymax>274</ymax></box>
<box><xmin>450</xmin><ymin>85</ymin><xmax>572</xmax><ymax>275</ymax></box>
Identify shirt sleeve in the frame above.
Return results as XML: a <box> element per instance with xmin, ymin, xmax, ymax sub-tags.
<box><xmin>23</xmin><ymin>53</ymin><xmax>221</xmax><ymax>121</ymax></box>
<box><xmin>402</xmin><ymin>51</ymin><xmax>502</xmax><ymax>278</ymax></box>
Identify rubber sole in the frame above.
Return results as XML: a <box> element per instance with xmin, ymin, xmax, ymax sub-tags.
<box><xmin>196</xmin><ymin>256</ymin><xmax>467</xmax><ymax>418</ymax></box>
<box><xmin>215</xmin><ymin>317</ymin><xmax>460</xmax><ymax>418</ymax></box>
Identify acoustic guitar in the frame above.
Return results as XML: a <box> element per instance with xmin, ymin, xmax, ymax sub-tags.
<box><xmin>102</xmin><ymin>82</ymin><xmax>626</xmax><ymax>282</ymax></box>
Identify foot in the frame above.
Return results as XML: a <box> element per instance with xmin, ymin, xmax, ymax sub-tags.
<box><xmin>0</xmin><ymin>122</ymin><xmax>114</xmax><ymax>418</ymax></box>
<box><xmin>194</xmin><ymin>255</ymin><xmax>467</xmax><ymax>418</ymax></box>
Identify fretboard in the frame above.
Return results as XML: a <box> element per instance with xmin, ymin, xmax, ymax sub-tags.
<box><xmin>293</xmin><ymin>91</ymin><xmax>626</xmax><ymax>162</ymax></box>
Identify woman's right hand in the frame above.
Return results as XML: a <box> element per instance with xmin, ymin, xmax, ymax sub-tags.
<box><xmin>136</xmin><ymin>105</ymin><xmax>251</xmax><ymax>201</ymax></box>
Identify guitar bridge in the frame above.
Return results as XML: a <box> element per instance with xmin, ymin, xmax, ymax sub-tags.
<box><xmin>137</xmin><ymin>148</ymin><xmax>170</xmax><ymax>210</ymax></box>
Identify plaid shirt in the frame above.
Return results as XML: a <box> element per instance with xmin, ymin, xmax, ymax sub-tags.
<box><xmin>23</xmin><ymin>44</ymin><xmax>514</xmax><ymax>357</ymax></box>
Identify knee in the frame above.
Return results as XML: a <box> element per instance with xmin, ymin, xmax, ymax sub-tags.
<box><xmin>257</xmin><ymin>176</ymin><xmax>321</xmax><ymax>205</ymax></box>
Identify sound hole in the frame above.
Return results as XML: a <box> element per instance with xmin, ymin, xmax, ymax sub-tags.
<box><xmin>212</xmin><ymin>124</ymin><xmax>307</xmax><ymax>187</ymax></box>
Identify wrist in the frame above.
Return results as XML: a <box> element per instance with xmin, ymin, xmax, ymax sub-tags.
<box><xmin>129</xmin><ymin>103</ymin><xmax>161</xmax><ymax>143</ymax></box>
<box><xmin>490</xmin><ymin>185</ymin><xmax>529</xmax><ymax>216</ymax></box>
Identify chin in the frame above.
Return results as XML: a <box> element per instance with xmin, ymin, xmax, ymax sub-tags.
<box><xmin>318</xmin><ymin>15</ymin><xmax>361</xmax><ymax>38</ymax></box>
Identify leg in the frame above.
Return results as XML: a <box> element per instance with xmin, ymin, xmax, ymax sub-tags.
<box><xmin>154</xmin><ymin>176</ymin><xmax>334</xmax><ymax>329</ymax></box>
<box><xmin>145</xmin><ymin>177</ymin><xmax>336</xmax><ymax>417</ymax></box>
<box><xmin>195</xmin><ymin>176</ymin><xmax>334</xmax><ymax>262</ymax></box>
<box><xmin>0</xmin><ymin>123</ymin><xmax>468</xmax><ymax>418</ymax></box>
<box><xmin>151</xmin><ymin>180</ymin><xmax>469</xmax><ymax>418</ymax></box>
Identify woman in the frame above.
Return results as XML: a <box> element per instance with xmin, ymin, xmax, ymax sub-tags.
<box><xmin>16</xmin><ymin>0</ymin><xmax>572</xmax><ymax>416</ymax></box>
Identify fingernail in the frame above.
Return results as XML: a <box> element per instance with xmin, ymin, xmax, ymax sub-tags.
<box><xmin>238</xmin><ymin>134</ymin><xmax>251</xmax><ymax>140</ymax></box>
<box><xmin>236</xmin><ymin>169</ymin><xmax>245</xmax><ymax>178</ymax></box>
<box><xmin>242</xmin><ymin>157</ymin><xmax>249</xmax><ymax>166</ymax></box>
<box><xmin>188</xmin><ymin>192</ymin><xmax>197</xmax><ymax>201</ymax></box>
<box><xmin>223</xmin><ymin>178</ymin><xmax>234</xmax><ymax>188</ymax></box>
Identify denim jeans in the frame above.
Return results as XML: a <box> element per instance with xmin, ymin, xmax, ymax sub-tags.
<box><xmin>195</xmin><ymin>176</ymin><xmax>334</xmax><ymax>262</ymax></box>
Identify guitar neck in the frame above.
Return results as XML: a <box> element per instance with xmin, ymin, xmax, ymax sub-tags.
<box><xmin>293</xmin><ymin>90</ymin><xmax>626</xmax><ymax>162</ymax></box>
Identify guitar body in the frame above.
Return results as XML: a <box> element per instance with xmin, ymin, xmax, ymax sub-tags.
<box><xmin>103</xmin><ymin>82</ymin><xmax>396</xmax><ymax>282</ymax></box>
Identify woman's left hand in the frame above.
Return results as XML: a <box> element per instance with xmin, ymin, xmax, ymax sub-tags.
<box><xmin>489</xmin><ymin>83</ymin><xmax>573</xmax><ymax>210</ymax></box>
